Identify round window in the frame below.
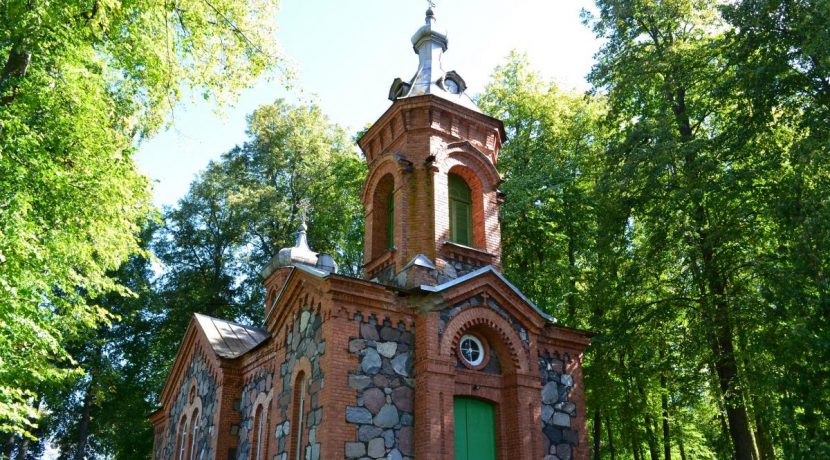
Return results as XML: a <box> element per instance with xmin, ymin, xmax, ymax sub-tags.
<box><xmin>459</xmin><ymin>334</ymin><xmax>485</xmax><ymax>367</ymax></box>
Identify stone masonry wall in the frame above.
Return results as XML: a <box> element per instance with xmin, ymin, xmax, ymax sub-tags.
<box><xmin>272</xmin><ymin>309</ymin><xmax>325</xmax><ymax>460</ymax></box>
<box><xmin>344</xmin><ymin>314</ymin><xmax>414</xmax><ymax>460</ymax></box>
<box><xmin>444</xmin><ymin>256</ymin><xmax>481</xmax><ymax>278</ymax></box>
<box><xmin>153</xmin><ymin>426</ymin><xmax>164</xmax><ymax>460</ymax></box>
<box><xmin>539</xmin><ymin>351</ymin><xmax>579</xmax><ymax>460</ymax></box>
<box><xmin>235</xmin><ymin>370</ymin><xmax>274</xmax><ymax>460</ymax></box>
<box><xmin>162</xmin><ymin>350</ymin><xmax>218</xmax><ymax>460</ymax></box>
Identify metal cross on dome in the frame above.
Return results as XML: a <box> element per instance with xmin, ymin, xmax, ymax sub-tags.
<box><xmin>298</xmin><ymin>199</ymin><xmax>310</xmax><ymax>227</ymax></box>
<box><xmin>427</xmin><ymin>0</ymin><xmax>436</xmax><ymax>7</ymax></box>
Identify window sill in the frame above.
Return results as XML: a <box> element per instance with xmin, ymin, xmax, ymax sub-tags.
<box><xmin>363</xmin><ymin>248</ymin><xmax>396</xmax><ymax>278</ymax></box>
<box><xmin>441</xmin><ymin>241</ymin><xmax>496</xmax><ymax>266</ymax></box>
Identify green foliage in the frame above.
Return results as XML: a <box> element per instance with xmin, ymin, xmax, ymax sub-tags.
<box><xmin>150</xmin><ymin>98</ymin><xmax>365</xmax><ymax>405</ymax></box>
<box><xmin>481</xmin><ymin>1</ymin><xmax>830</xmax><ymax>458</ymax></box>
<box><xmin>479</xmin><ymin>52</ymin><xmax>606</xmax><ymax>327</ymax></box>
<box><xmin>43</xmin><ymin>224</ymin><xmax>161</xmax><ymax>459</ymax></box>
<box><xmin>721</xmin><ymin>0</ymin><xmax>830</xmax><ymax>454</ymax></box>
<box><xmin>0</xmin><ymin>0</ymin><xmax>281</xmax><ymax>440</ymax></box>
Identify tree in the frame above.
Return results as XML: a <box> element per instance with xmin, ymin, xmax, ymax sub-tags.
<box><xmin>479</xmin><ymin>51</ymin><xmax>606</xmax><ymax>328</ymax></box>
<box><xmin>152</xmin><ymin>98</ymin><xmax>364</xmax><ymax>378</ymax></box>
<box><xmin>0</xmin><ymin>0</ymin><xmax>282</xmax><ymax>439</ymax></box>
<box><xmin>42</xmin><ymin>224</ymin><xmax>161</xmax><ymax>460</ymax></box>
<box><xmin>585</xmin><ymin>0</ymin><xmax>779</xmax><ymax>457</ymax></box>
<box><xmin>721</xmin><ymin>0</ymin><xmax>830</xmax><ymax>455</ymax></box>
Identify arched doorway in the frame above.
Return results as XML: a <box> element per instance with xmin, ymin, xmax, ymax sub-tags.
<box><xmin>453</xmin><ymin>396</ymin><xmax>496</xmax><ymax>460</ymax></box>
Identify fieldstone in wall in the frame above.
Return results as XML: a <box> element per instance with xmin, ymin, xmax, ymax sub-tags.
<box><xmin>272</xmin><ymin>309</ymin><xmax>325</xmax><ymax>460</ymax></box>
<box><xmin>445</xmin><ymin>257</ymin><xmax>480</xmax><ymax>278</ymax></box>
<box><xmin>345</xmin><ymin>314</ymin><xmax>415</xmax><ymax>460</ymax></box>
<box><xmin>539</xmin><ymin>351</ymin><xmax>579</xmax><ymax>459</ymax></box>
<box><xmin>236</xmin><ymin>370</ymin><xmax>274</xmax><ymax>460</ymax></box>
<box><xmin>162</xmin><ymin>350</ymin><xmax>218</xmax><ymax>460</ymax></box>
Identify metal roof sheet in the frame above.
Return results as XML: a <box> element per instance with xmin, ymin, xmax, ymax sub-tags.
<box><xmin>419</xmin><ymin>265</ymin><xmax>557</xmax><ymax>323</ymax></box>
<box><xmin>194</xmin><ymin>313</ymin><xmax>269</xmax><ymax>359</ymax></box>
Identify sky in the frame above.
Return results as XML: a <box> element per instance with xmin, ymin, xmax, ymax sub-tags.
<box><xmin>135</xmin><ymin>0</ymin><xmax>603</xmax><ymax>209</ymax></box>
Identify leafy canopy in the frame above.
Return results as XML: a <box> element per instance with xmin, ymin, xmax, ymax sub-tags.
<box><xmin>0</xmin><ymin>0</ymin><xmax>282</xmax><ymax>437</ymax></box>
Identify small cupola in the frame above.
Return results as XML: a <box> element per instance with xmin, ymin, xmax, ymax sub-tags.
<box><xmin>388</xmin><ymin>6</ymin><xmax>480</xmax><ymax>113</ymax></box>
<box><xmin>261</xmin><ymin>215</ymin><xmax>338</xmax><ymax>318</ymax></box>
<box><xmin>275</xmin><ymin>219</ymin><xmax>318</xmax><ymax>268</ymax></box>
<box><xmin>267</xmin><ymin>216</ymin><xmax>339</xmax><ymax>275</ymax></box>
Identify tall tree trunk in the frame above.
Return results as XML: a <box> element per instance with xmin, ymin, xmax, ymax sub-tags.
<box><xmin>670</xmin><ymin>76</ymin><xmax>755</xmax><ymax>460</ymax></box>
<box><xmin>606</xmin><ymin>414</ymin><xmax>616</xmax><ymax>460</ymax></box>
<box><xmin>637</xmin><ymin>384</ymin><xmax>659</xmax><ymax>460</ymax></box>
<box><xmin>593</xmin><ymin>408</ymin><xmax>602</xmax><ymax>460</ymax></box>
<box><xmin>74</xmin><ymin>345</ymin><xmax>102</xmax><ymax>460</ymax></box>
<box><xmin>716</xmin><ymin>393</ymin><xmax>734</xmax><ymax>458</ymax></box>
<box><xmin>625</xmin><ymin>382</ymin><xmax>642</xmax><ymax>460</ymax></box>
<box><xmin>644</xmin><ymin>414</ymin><xmax>659</xmax><ymax>460</ymax></box>
<box><xmin>660</xmin><ymin>343</ymin><xmax>671</xmax><ymax>460</ymax></box>
<box><xmin>632</xmin><ymin>434</ymin><xmax>642</xmax><ymax>460</ymax></box>
<box><xmin>661</xmin><ymin>383</ymin><xmax>671</xmax><ymax>460</ymax></box>
<box><xmin>74</xmin><ymin>378</ymin><xmax>94</xmax><ymax>460</ymax></box>
<box><xmin>678</xmin><ymin>435</ymin><xmax>688</xmax><ymax>460</ymax></box>
<box><xmin>13</xmin><ymin>438</ymin><xmax>28</xmax><ymax>460</ymax></box>
<box><xmin>3</xmin><ymin>436</ymin><xmax>14</xmax><ymax>459</ymax></box>
<box><xmin>705</xmin><ymin>275</ymin><xmax>755</xmax><ymax>460</ymax></box>
<box><xmin>753</xmin><ymin>408</ymin><xmax>774</xmax><ymax>460</ymax></box>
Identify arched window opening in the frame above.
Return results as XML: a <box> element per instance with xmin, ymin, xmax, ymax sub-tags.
<box><xmin>177</xmin><ymin>416</ymin><xmax>188</xmax><ymax>460</ymax></box>
<box><xmin>290</xmin><ymin>372</ymin><xmax>307</xmax><ymax>460</ymax></box>
<box><xmin>387</xmin><ymin>190</ymin><xmax>395</xmax><ymax>249</ymax></box>
<box><xmin>188</xmin><ymin>409</ymin><xmax>199</xmax><ymax>460</ymax></box>
<box><xmin>252</xmin><ymin>404</ymin><xmax>266</xmax><ymax>460</ymax></box>
<box><xmin>371</xmin><ymin>174</ymin><xmax>395</xmax><ymax>258</ymax></box>
<box><xmin>448</xmin><ymin>174</ymin><xmax>472</xmax><ymax>246</ymax></box>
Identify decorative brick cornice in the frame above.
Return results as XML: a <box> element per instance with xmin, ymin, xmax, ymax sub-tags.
<box><xmin>357</xmin><ymin>95</ymin><xmax>504</xmax><ymax>164</ymax></box>
<box><xmin>428</xmin><ymin>271</ymin><xmax>551</xmax><ymax>333</ymax></box>
<box><xmin>538</xmin><ymin>324</ymin><xmax>592</xmax><ymax>353</ymax></box>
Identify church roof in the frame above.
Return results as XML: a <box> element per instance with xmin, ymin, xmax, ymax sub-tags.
<box><xmin>419</xmin><ymin>265</ymin><xmax>557</xmax><ymax>323</ymax></box>
<box><xmin>193</xmin><ymin>313</ymin><xmax>269</xmax><ymax>359</ymax></box>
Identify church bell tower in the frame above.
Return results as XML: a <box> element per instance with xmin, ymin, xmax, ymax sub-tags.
<box><xmin>358</xmin><ymin>7</ymin><xmax>506</xmax><ymax>289</ymax></box>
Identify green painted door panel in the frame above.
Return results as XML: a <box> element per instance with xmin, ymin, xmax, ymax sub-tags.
<box><xmin>454</xmin><ymin>397</ymin><xmax>496</xmax><ymax>460</ymax></box>
<box><xmin>454</xmin><ymin>398</ymin><xmax>468</xmax><ymax>460</ymax></box>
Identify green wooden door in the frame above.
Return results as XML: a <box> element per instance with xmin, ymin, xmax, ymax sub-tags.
<box><xmin>454</xmin><ymin>397</ymin><xmax>496</xmax><ymax>460</ymax></box>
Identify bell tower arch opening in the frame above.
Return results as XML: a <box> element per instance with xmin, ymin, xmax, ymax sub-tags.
<box><xmin>370</xmin><ymin>173</ymin><xmax>396</xmax><ymax>259</ymax></box>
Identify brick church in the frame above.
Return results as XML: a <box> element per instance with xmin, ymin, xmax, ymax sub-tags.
<box><xmin>150</xmin><ymin>7</ymin><xmax>591</xmax><ymax>460</ymax></box>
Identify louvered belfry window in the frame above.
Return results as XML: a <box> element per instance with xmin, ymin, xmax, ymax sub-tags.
<box><xmin>448</xmin><ymin>174</ymin><xmax>472</xmax><ymax>246</ymax></box>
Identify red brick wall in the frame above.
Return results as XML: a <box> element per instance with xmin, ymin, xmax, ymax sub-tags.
<box><xmin>359</xmin><ymin>96</ymin><xmax>505</xmax><ymax>280</ymax></box>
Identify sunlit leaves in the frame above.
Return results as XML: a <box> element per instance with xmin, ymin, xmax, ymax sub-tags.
<box><xmin>0</xmin><ymin>0</ymin><xmax>283</xmax><ymax>437</ymax></box>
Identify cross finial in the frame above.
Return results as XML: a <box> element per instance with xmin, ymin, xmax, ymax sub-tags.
<box><xmin>298</xmin><ymin>199</ymin><xmax>310</xmax><ymax>231</ymax></box>
<box><xmin>425</xmin><ymin>1</ymin><xmax>436</xmax><ymax>24</ymax></box>
<box><xmin>293</xmin><ymin>199</ymin><xmax>311</xmax><ymax>250</ymax></box>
